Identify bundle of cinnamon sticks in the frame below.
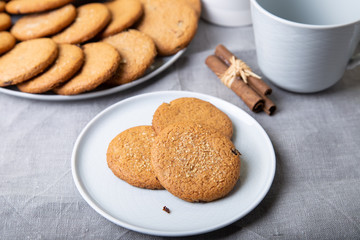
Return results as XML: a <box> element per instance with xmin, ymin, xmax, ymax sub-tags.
<box><xmin>206</xmin><ymin>44</ymin><xmax>276</xmax><ymax>115</ymax></box>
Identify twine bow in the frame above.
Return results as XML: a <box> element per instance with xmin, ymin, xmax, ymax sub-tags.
<box><xmin>220</xmin><ymin>56</ymin><xmax>261</xmax><ymax>88</ymax></box>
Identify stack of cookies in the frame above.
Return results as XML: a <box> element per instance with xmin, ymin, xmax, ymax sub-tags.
<box><xmin>107</xmin><ymin>97</ymin><xmax>241</xmax><ymax>203</ymax></box>
<box><xmin>0</xmin><ymin>0</ymin><xmax>200</xmax><ymax>95</ymax></box>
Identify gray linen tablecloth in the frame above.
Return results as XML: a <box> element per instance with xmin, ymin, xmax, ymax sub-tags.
<box><xmin>1</xmin><ymin>19</ymin><xmax>360</xmax><ymax>239</ymax></box>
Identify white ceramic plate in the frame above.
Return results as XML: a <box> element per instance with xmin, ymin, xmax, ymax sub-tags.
<box><xmin>0</xmin><ymin>49</ymin><xmax>185</xmax><ymax>101</ymax></box>
<box><xmin>71</xmin><ymin>91</ymin><xmax>276</xmax><ymax>237</ymax></box>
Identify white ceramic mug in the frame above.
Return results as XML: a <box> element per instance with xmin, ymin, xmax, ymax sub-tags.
<box><xmin>201</xmin><ymin>0</ymin><xmax>252</xmax><ymax>27</ymax></box>
<box><xmin>250</xmin><ymin>0</ymin><xmax>360</xmax><ymax>93</ymax></box>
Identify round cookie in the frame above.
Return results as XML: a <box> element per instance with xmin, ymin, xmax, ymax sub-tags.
<box><xmin>102</xmin><ymin>29</ymin><xmax>156</xmax><ymax>85</ymax></box>
<box><xmin>0</xmin><ymin>12</ymin><xmax>11</xmax><ymax>31</ymax></box>
<box><xmin>182</xmin><ymin>0</ymin><xmax>201</xmax><ymax>17</ymax></box>
<box><xmin>52</xmin><ymin>3</ymin><xmax>110</xmax><ymax>44</ymax></box>
<box><xmin>53</xmin><ymin>42</ymin><xmax>120</xmax><ymax>95</ymax></box>
<box><xmin>17</xmin><ymin>44</ymin><xmax>84</xmax><ymax>93</ymax></box>
<box><xmin>0</xmin><ymin>1</ymin><xmax>5</xmax><ymax>12</ymax></box>
<box><xmin>0</xmin><ymin>31</ymin><xmax>16</xmax><ymax>55</ymax></box>
<box><xmin>151</xmin><ymin>122</ymin><xmax>241</xmax><ymax>202</ymax></box>
<box><xmin>136</xmin><ymin>0</ymin><xmax>198</xmax><ymax>56</ymax></box>
<box><xmin>0</xmin><ymin>38</ymin><xmax>58</xmax><ymax>87</ymax></box>
<box><xmin>107</xmin><ymin>125</ymin><xmax>163</xmax><ymax>190</ymax></box>
<box><xmin>101</xmin><ymin>0</ymin><xmax>143</xmax><ymax>38</ymax></box>
<box><xmin>152</xmin><ymin>97</ymin><xmax>233</xmax><ymax>138</ymax></box>
<box><xmin>11</xmin><ymin>4</ymin><xmax>76</xmax><ymax>41</ymax></box>
<box><xmin>5</xmin><ymin>0</ymin><xmax>73</xmax><ymax>14</ymax></box>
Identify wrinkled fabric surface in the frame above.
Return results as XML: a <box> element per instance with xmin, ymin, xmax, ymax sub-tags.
<box><xmin>1</xmin><ymin>19</ymin><xmax>360</xmax><ymax>239</ymax></box>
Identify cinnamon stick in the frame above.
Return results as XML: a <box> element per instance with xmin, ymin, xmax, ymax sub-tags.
<box><xmin>215</xmin><ymin>44</ymin><xmax>272</xmax><ymax>95</ymax></box>
<box><xmin>205</xmin><ymin>55</ymin><xmax>264</xmax><ymax>113</ymax></box>
<box><xmin>259</xmin><ymin>94</ymin><xmax>276</xmax><ymax>115</ymax></box>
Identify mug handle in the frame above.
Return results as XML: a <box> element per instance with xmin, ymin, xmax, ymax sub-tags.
<box><xmin>347</xmin><ymin>25</ymin><xmax>360</xmax><ymax>70</ymax></box>
<box><xmin>348</xmin><ymin>52</ymin><xmax>360</xmax><ymax>70</ymax></box>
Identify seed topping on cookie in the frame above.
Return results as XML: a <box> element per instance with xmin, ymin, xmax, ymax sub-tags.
<box><xmin>151</xmin><ymin>122</ymin><xmax>241</xmax><ymax>202</ymax></box>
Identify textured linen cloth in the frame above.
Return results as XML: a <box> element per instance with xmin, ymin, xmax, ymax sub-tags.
<box><xmin>1</xmin><ymin>19</ymin><xmax>360</xmax><ymax>239</ymax></box>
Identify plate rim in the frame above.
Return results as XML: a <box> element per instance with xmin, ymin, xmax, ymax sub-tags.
<box><xmin>0</xmin><ymin>49</ymin><xmax>186</xmax><ymax>101</ymax></box>
<box><xmin>71</xmin><ymin>90</ymin><xmax>276</xmax><ymax>237</ymax></box>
